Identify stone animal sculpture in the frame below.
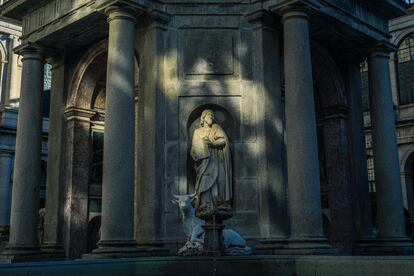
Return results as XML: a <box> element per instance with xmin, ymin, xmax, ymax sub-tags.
<box><xmin>172</xmin><ymin>193</ymin><xmax>252</xmax><ymax>256</ymax></box>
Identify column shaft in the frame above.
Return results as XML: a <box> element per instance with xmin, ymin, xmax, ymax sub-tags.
<box><xmin>368</xmin><ymin>50</ymin><xmax>406</xmax><ymax>238</ymax></box>
<box><xmin>98</xmin><ymin>7</ymin><xmax>137</xmax><ymax>248</ymax></box>
<box><xmin>283</xmin><ymin>8</ymin><xmax>324</xmax><ymax>240</ymax></box>
<box><xmin>43</xmin><ymin>58</ymin><xmax>65</xmax><ymax>253</ymax></box>
<box><xmin>0</xmin><ymin>151</ymin><xmax>13</xmax><ymax>228</ymax></box>
<box><xmin>2</xmin><ymin>46</ymin><xmax>44</xmax><ymax>254</ymax></box>
<box><xmin>347</xmin><ymin>58</ymin><xmax>374</xmax><ymax>239</ymax></box>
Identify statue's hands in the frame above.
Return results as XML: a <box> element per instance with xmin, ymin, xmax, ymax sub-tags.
<box><xmin>203</xmin><ymin>136</ymin><xmax>213</xmax><ymax>146</ymax></box>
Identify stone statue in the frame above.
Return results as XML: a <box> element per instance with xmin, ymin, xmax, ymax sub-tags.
<box><xmin>191</xmin><ymin>109</ymin><xmax>232</xmax><ymax>210</ymax></box>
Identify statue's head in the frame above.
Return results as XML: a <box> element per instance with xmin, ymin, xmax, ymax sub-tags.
<box><xmin>171</xmin><ymin>193</ymin><xmax>197</xmax><ymax>214</ymax></box>
<box><xmin>200</xmin><ymin>109</ymin><xmax>215</xmax><ymax>127</ymax></box>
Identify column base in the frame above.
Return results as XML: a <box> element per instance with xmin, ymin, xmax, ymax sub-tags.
<box><xmin>354</xmin><ymin>237</ymin><xmax>414</xmax><ymax>255</ymax></box>
<box><xmin>0</xmin><ymin>245</ymin><xmax>57</xmax><ymax>263</ymax></box>
<box><xmin>83</xmin><ymin>240</ymin><xmax>169</xmax><ymax>259</ymax></box>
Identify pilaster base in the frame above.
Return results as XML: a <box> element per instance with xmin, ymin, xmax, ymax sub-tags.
<box><xmin>354</xmin><ymin>237</ymin><xmax>414</xmax><ymax>255</ymax></box>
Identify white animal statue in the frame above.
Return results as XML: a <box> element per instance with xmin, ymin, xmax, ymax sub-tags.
<box><xmin>171</xmin><ymin>193</ymin><xmax>204</xmax><ymax>244</ymax></box>
<box><xmin>172</xmin><ymin>193</ymin><xmax>252</xmax><ymax>256</ymax></box>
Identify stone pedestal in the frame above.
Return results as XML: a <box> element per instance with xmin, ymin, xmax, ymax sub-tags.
<box><xmin>203</xmin><ymin>224</ymin><xmax>225</xmax><ymax>257</ymax></box>
<box><xmin>197</xmin><ymin>208</ymin><xmax>233</xmax><ymax>257</ymax></box>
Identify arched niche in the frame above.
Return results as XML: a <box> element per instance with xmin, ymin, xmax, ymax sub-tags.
<box><xmin>185</xmin><ymin>104</ymin><xmax>236</xmax><ymax>194</ymax></box>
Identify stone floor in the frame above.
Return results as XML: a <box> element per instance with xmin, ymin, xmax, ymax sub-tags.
<box><xmin>1</xmin><ymin>255</ymin><xmax>414</xmax><ymax>276</ymax></box>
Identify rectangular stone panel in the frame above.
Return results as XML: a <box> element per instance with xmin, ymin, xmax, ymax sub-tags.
<box><xmin>182</xmin><ymin>32</ymin><xmax>234</xmax><ymax>76</ymax></box>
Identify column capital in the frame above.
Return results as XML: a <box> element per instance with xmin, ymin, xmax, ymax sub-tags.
<box><xmin>14</xmin><ymin>42</ymin><xmax>44</xmax><ymax>62</ymax></box>
<box><xmin>370</xmin><ymin>41</ymin><xmax>397</xmax><ymax>59</ymax></box>
<box><xmin>279</xmin><ymin>3</ymin><xmax>318</xmax><ymax>23</ymax></box>
<box><xmin>105</xmin><ymin>5</ymin><xmax>138</xmax><ymax>24</ymax></box>
<box><xmin>281</xmin><ymin>6</ymin><xmax>309</xmax><ymax>23</ymax></box>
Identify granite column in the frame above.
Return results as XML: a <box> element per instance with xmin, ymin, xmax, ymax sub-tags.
<box><xmin>92</xmin><ymin>6</ymin><xmax>138</xmax><ymax>256</ymax></box>
<box><xmin>368</xmin><ymin>45</ymin><xmax>407</xmax><ymax>240</ymax></box>
<box><xmin>1</xmin><ymin>45</ymin><xmax>44</xmax><ymax>259</ymax></box>
<box><xmin>347</xmin><ymin>57</ymin><xmax>375</xmax><ymax>241</ymax></box>
<box><xmin>42</xmin><ymin>57</ymin><xmax>66</xmax><ymax>257</ymax></box>
<box><xmin>0</xmin><ymin>151</ymin><xmax>13</xmax><ymax>239</ymax></box>
<box><xmin>282</xmin><ymin>6</ymin><xmax>330</xmax><ymax>252</ymax></box>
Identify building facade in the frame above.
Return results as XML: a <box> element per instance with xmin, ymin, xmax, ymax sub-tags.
<box><xmin>0</xmin><ymin>0</ymin><xmax>412</xmax><ymax>261</ymax></box>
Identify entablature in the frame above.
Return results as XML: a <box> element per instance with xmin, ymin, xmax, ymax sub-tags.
<box><xmin>0</xmin><ymin>0</ymin><xmax>410</xmax><ymax>54</ymax></box>
<box><xmin>0</xmin><ymin>0</ymin><xmax>162</xmax><ymax>36</ymax></box>
<box><xmin>263</xmin><ymin>0</ymin><xmax>409</xmax><ymax>42</ymax></box>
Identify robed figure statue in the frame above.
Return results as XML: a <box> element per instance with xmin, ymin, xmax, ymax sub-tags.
<box><xmin>191</xmin><ymin>109</ymin><xmax>232</xmax><ymax>210</ymax></box>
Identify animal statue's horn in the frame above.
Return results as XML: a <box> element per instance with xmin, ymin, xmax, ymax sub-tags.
<box><xmin>171</xmin><ymin>192</ymin><xmax>180</xmax><ymax>199</ymax></box>
<box><xmin>189</xmin><ymin>192</ymin><xmax>197</xmax><ymax>198</ymax></box>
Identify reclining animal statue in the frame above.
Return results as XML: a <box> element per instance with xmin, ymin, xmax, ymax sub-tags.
<box><xmin>171</xmin><ymin>193</ymin><xmax>252</xmax><ymax>256</ymax></box>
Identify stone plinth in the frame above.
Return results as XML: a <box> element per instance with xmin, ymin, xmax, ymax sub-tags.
<box><xmin>196</xmin><ymin>207</ymin><xmax>233</xmax><ymax>257</ymax></box>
